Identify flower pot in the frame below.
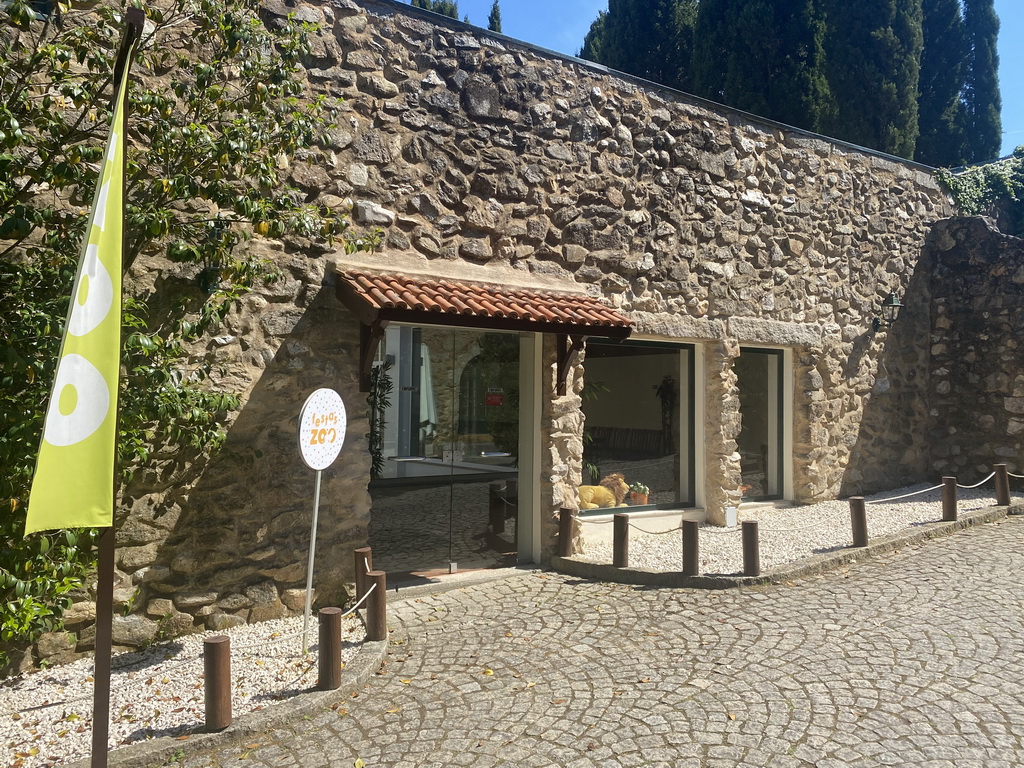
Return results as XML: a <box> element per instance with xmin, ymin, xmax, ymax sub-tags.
<box><xmin>629</xmin><ymin>492</ymin><xmax>649</xmax><ymax>505</ymax></box>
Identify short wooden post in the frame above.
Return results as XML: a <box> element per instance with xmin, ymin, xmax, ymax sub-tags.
<box><xmin>612</xmin><ymin>513</ymin><xmax>629</xmax><ymax>568</ymax></box>
<box><xmin>354</xmin><ymin>546</ymin><xmax>372</xmax><ymax>602</ymax></box>
<box><xmin>557</xmin><ymin>508</ymin><xmax>575</xmax><ymax>558</ymax></box>
<box><xmin>742</xmin><ymin>521</ymin><xmax>760</xmax><ymax>577</ymax></box>
<box><xmin>995</xmin><ymin>464</ymin><xmax>1011</xmax><ymax>507</ymax></box>
<box><xmin>942</xmin><ymin>476</ymin><xmax>958</xmax><ymax>521</ymax></box>
<box><xmin>365</xmin><ymin>570</ymin><xmax>387</xmax><ymax>642</ymax></box>
<box><xmin>849</xmin><ymin>497</ymin><xmax>868</xmax><ymax>548</ymax></box>
<box><xmin>203</xmin><ymin>635</ymin><xmax>231</xmax><ymax>731</ymax></box>
<box><xmin>318</xmin><ymin>607</ymin><xmax>342</xmax><ymax>691</ymax></box>
<box><xmin>682</xmin><ymin>520</ymin><xmax>699</xmax><ymax>576</ymax></box>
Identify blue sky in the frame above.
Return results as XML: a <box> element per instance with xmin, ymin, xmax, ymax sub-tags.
<box><xmin>445</xmin><ymin>0</ymin><xmax>1023</xmax><ymax>161</ymax></box>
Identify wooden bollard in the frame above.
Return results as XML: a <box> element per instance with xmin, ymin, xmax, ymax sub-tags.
<box><xmin>682</xmin><ymin>520</ymin><xmax>699</xmax><ymax>576</ymax></box>
<box><xmin>995</xmin><ymin>464</ymin><xmax>1011</xmax><ymax>507</ymax></box>
<box><xmin>849</xmin><ymin>497</ymin><xmax>868</xmax><ymax>548</ymax></box>
<box><xmin>365</xmin><ymin>570</ymin><xmax>387</xmax><ymax>642</ymax></box>
<box><xmin>318</xmin><ymin>607</ymin><xmax>342</xmax><ymax>691</ymax></box>
<box><xmin>557</xmin><ymin>508</ymin><xmax>575</xmax><ymax>558</ymax></box>
<box><xmin>742</xmin><ymin>521</ymin><xmax>760</xmax><ymax>577</ymax></box>
<box><xmin>354</xmin><ymin>546</ymin><xmax>372</xmax><ymax>602</ymax></box>
<box><xmin>612</xmin><ymin>513</ymin><xmax>629</xmax><ymax>568</ymax></box>
<box><xmin>203</xmin><ymin>635</ymin><xmax>232</xmax><ymax>731</ymax></box>
<box><xmin>942</xmin><ymin>476</ymin><xmax>958</xmax><ymax>521</ymax></box>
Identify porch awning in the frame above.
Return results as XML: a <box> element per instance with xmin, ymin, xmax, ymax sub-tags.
<box><xmin>336</xmin><ymin>268</ymin><xmax>633</xmax><ymax>339</ymax></box>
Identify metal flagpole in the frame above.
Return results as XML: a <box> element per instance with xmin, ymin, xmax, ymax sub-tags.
<box><xmin>92</xmin><ymin>10</ymin><xmax>145</xmax><ymax>768</ymax></box>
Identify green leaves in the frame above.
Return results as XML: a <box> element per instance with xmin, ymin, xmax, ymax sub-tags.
<box><xmin>0</xmin><ymin>0</ymin><xmax>376</xmax><ymax>663</ymax></box>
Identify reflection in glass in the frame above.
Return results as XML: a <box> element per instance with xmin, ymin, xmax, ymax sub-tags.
<box><xmin>735</xmin><ymin>349</ymin><xmax>783</xmax><ymax>500</ymax></box>
<box><xmin>581</xmin><ymin>342</ymin><xmax>693</xmax><ymax>509</ymax></box>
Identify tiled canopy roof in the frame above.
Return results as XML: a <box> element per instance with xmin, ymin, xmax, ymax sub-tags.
<box><xmin>336</xmin><ymin>268</ymin><xmax>632</xmax><ymax>338</ymax></box>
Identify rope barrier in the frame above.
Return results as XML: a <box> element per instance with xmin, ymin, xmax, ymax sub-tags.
<box><xmin>340</xmin><ymin>582</ymin><xmax>377</xmax><ymax>619</ymax></box>
<box><xmin>957</xmin><ymin>472</ymin><xmax>995</xmax><ymax>489</ymax></box>
<box><xmin>1009</xmin><ymin>472</ymin><xmax>1024</xmax><ymax>479</ymax></box>
<box><xmin>627</xmin><ymin>523</ymin><xmax>684</xmax><ymax>535</ymax></box>
<box><xmin>866</xmin><ymin>484</ymin><xmax>943</xmax><ymax>504</ymax></box>
<box><xmin>577</xmin><ymin>517</ymin><xmax>616</xmax><ymax>525</ymax></box>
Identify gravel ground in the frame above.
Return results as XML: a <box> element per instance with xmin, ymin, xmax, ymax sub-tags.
<box><xmin>576</xmin><ymin>482</ymin><xmax>1012</xmax><ymax>574</ymax></box>
<box><xmin>3</xmin><ymin>613</ymin><xmax>363</xmax><ymax>768</ymax></box>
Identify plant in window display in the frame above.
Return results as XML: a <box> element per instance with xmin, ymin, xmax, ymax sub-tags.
<box><xmin>366</xmin><ymin>357</ymin><xmax>394</xmax><ymax>479</ymax></box>
<box><xmin>628</xmin><ymin>481</ymin><xmax>650</xmax><ymax>505</ymax></box>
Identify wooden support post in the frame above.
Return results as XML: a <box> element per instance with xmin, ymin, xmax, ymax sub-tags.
<box><xmin>942</xmin><ymin>477</ymin><xmax>958</xmax><ymax>522</ymax></box>
<box><xmin>682</xmin><ymin>520</ymin><xmax>699</xmax><ymax>576</ymax></box>
<box><xmin>613</xmin><ymin>513</ymin><xmax>629</xmax><ymax>568</ymax></box>
<box><xmin>557</xmin><ymin>509</ymin><xmax>575</xmax><ymax>558</ymax></box>
<box><xmin>995</xmin><ymin>464</ymin><xmax>1011</xmax><ymax>507</ymax></box>
<box><xmin>850</xmin><ymin>497</ymin><xmax>869</xmax><ymax>548</ymax></box>
<box><xmin>354</xmin><ymin>547</ymin><xmax>372</xmax><ymax>602</ymax></box>
<box><xmin>318</xmin><ymin>607</ymin><xmax>342</xmax><ymax>691</ymax></box>
<box><xmin>742</xmin><ymin>521</ymin><xmax>760</xmax><ymax>577</ymax></box>
<box><xmin>203</xmin><ymin>636</ymin><xmax>232</xmax><ymax>731</ymax></box>
<box><xmin>366</xmin><ymin>570</ymin><xmax>388</xmax><ymax>642</ymax></box>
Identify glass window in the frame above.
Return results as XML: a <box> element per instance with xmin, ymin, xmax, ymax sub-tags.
<box><xmin>735</xmin><ymin>348</ymin><xmax>784</xmax><ymax>500</ymax></box>
<box><xmin>581</xmin><ymin>341</ymin><xmax>694</xmax><ymax>509</ymax></box>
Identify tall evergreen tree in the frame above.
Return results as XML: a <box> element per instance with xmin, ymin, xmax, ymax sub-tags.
<box><xmin>599</xmin><ymin>0</ymin><xmax>695</xmax><ymax>90</ymax></box>
<box><xmin>487</xmin><ymin>0</ymin><xmax>502</xmax><ymax>33</ymax></box>
<box><xmin>960</xmin><ymin>0</ymin><xmax>1002</xmax><ymax>162</ymax></box>
<box><xmin>915</xmin><ymin>0</ymin><xmax>969</xmax><ymax>166</ymax></box>
<box><xmin>721</xmin><ymin>0</ymin><xmax>828</xmax><ymax>130</ymax></box>
<box><xmin>691</xmin><ymin>0</ymin><xmax>732</xmax><ymax>103</ymax></box>
<box><xmin>819</xmin><ymin>0</ymin><xmax>924</xmax><ymax>159</ymax></box>
<box><xmin>410</xmin><ymin>0</ymin><xmax>459</xmax><ymax>20</ymax></box>
<box><xmin>579</xmin><ymin>10</ymin><xmax>607</xmax><ymax>62</ymax></box>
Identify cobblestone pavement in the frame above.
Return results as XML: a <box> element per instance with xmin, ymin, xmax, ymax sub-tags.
<box><xmin>183</xmin><ymin>518</ymin><xmax>1024</xmax><ymax>768</ymax></box>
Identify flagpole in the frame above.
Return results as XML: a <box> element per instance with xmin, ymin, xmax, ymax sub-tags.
<box><xmin>91</xmin><ymin>9</ymin><xmax>145</xmax><ymax>768</ymax></box>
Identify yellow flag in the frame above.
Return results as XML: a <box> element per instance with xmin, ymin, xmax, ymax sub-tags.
<box><xmin>25</xmin><ymin>72</ymin><xmax>130</xmax><ymax>535</ymax></box>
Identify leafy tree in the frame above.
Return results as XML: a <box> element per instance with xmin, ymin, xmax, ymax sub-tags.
<box><xmin>0</xmin><ymin>0</ymin><xmax>375</xmax><ymax>664</ymax></box>
<box><xmin>819</xmin><ymin>0</ymin><xmax>924</xmax><ymax>159</ymax></box>
<box><xmin>915</xmin><ymin>0</ymin><xmax>969</xmax><ymax>166</ymax></box>
<box><xmin>410</xmin><ymin>0</ymin><xmax>460</xmax><ymax>20</ymax></box>
<box><xmin>487</xmin><ymin>0</ymin><xmax>501</xmax><ymax>33</ymax></box>
<box><xmin>959</xmin><ymin>0</ymin><xmax>1001</xmax><ymax>163</ymax></box>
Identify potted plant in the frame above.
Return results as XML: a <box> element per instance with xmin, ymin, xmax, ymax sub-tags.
<box><xmin>628</xmin><ymin>482</ymin><xmax>650</xmax><ymax>505</ymax></box>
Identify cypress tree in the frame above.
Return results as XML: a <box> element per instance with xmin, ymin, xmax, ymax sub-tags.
<box><xmin>410</xmin><ymin>0</ymin><xmax>459</xmax><ymax>20</ymax></box>
<box><xmin>819</xmin><ymin>0</ymin><xmax>924</xmax><ymax>159</ymax></box>
<box><xmin>960</xmin><ymin>0</ymin><xmax>1002</xmax><ymax>162</ymax></box>
<box><xmin>487</xmin><ymin>0</ymin><xmax>502</xmax><ymax>33</ymax></box>
<box><xmin>915</xmin><ymin>0</ymin><xmax>969</xmax><ymax>167</ymax></box>
<box><xmin>579</xmin><ymin>11</ymin><xmax>607</xmax><ymax>63</ymax></box>
<box><xmin>600</xmin><ymin>0</ymin><xmax>693</xmax><ymax>89</ymax></box>
<box><xmin>691</xmin><ymin>0</ymin><xmax>732</xmax><ymax>103</ymax></box>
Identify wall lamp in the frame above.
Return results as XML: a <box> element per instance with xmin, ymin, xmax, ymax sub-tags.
<box><xmin>872</xmin><ymin>291</ymin><xmax>904</xmax><ymax>332</ymax></box>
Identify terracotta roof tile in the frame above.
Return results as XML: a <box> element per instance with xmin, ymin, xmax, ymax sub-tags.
<box><xmin>337</xmin><ymin>269</ymin><xmax>632</xmax><ymax>336</ymax></box>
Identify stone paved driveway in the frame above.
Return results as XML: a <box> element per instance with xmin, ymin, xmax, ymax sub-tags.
<box><xmin>184</xmin><ymin>518</ymin><xmax>1024</xmax><ymax>767</ymax></box>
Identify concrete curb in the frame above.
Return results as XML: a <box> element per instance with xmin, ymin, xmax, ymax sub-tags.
<box><xmin>553</xmin><ymin>502</ymin><xmax>1024</xmax><ymax>589</ymax></box>
<box><xmin>67</xmin><ymin>633</ymin><xmax>389</xmax><ymax>768</ymax></box>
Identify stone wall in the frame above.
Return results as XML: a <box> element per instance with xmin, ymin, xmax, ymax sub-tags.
<box><xmin>927</xmin><ymin>217</ymin><xmax>1024</xmax><ymax>480</ymax></box>
<box><xmin>26</xmin><ymin>0</ymin><xmax>959</xmax><ymax>666</ymax></box>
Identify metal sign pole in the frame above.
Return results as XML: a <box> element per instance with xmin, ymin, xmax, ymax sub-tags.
<box><xmin>302</xmin><ymin>468</ymin><xmax>323</xmax><ymax>654</ymax></box>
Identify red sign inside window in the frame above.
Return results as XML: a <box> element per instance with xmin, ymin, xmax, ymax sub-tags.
<box><xmin>485</xmin><ymin>388</ymin><xmax>504</xmax><ymax>406</ymax></box>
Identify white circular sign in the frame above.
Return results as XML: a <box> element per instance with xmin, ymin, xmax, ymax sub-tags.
<box><xmin>298</xmin><ymin>388</ymin><xmax>347</xmax><ymax>470</ymax></box>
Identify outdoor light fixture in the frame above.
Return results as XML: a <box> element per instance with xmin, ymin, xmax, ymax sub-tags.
<box><xmin>872</xmin><ymin>291</ymin><xmax>904</xmax><ymax>332</ymax></box>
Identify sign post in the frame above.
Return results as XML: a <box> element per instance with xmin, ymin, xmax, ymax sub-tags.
<box><xmin>297</xmin><ymin>388</ymin><xmax>347</xmax><ymax>653</ymax></box>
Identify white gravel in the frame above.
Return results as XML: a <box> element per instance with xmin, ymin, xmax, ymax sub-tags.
<box><xmin>3</xmin><ymin>613</ymin><xmax>364</xmax><ymax>768</ymax></box>
<box><xmin>576</xmin><ymin>482</ymin><xmax>1013</xmax><ymax>575</ymax></box>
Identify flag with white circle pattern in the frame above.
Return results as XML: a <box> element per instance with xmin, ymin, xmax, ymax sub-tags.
<box><xmin>25</xmin><ymin>72</ymin><xmax>130</xmax><ymax>535</ymax></box>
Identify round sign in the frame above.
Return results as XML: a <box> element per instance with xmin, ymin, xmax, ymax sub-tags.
<box><xmin>298</xmin><ymin>388</ymin><xmax>347</xmax><ymax>470</ymax></box>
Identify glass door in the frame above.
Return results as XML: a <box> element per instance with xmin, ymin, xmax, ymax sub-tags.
<box><xmin>735</xmin><ymin>348</ymin><xmax>784</xmax><ymax>500</ymax></box>
<box><xmin>367</xmin><ymin>326</ymin><xmax>520</xmax><ymax>581</ymax></box>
